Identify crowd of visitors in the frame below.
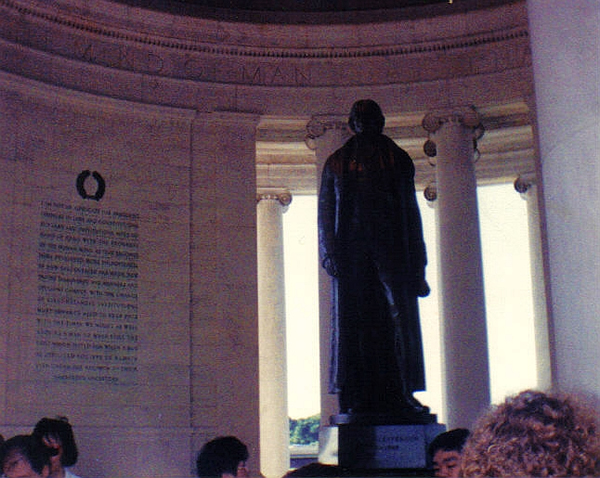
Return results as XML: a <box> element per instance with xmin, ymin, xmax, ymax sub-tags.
<box><xmin>2</xmin><ymin>390</ymin><xmax>599</xmax><ymax>477</ymax></box>
<box><xmin>196</xmin><ymin>390</ymin><xmax>600</xmax><ymax>478</ymax></box>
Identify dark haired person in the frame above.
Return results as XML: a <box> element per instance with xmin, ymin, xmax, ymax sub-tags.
<box><xmin>428</xmin><ymin>428</ymin><xmax>470</xmax><ymax>477</ymax></box>
<box><xmin>461</xmin><ymin>389</ymin><xmax>600</xmax><ymax>476</ymax></box>
<box><xmin>0</xmin><ymin>434</ymin><xmax>52</xmax><ymax>478</ymax></box>
<box><xmin>32</xmin><ymin>417</ymin><xmax>81</xmax><ymax>478</ymax></box>
<box><xmin>318</xmin><ymin>99</ymin><xmax>430</xmax><ymax>416</ymax></box>
<box><xmin>196</xmin><ymin>436</ymin><xmax>249</xmax><ymax>478</ymax></box>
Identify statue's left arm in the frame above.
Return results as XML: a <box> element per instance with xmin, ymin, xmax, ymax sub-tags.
<box><xmin>394</xmin><ymin>145</ymin><xmax>430</xmax><ymax>297</ymax></box>
<box><xmin>318</xmin><ymin>156</ymin><xmax>340</xmax><ymax>277</ymax></box>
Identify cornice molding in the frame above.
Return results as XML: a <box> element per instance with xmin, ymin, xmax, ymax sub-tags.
<box><xmin>0</xmin><ymin>0</ymin><xmax>532</xmax><ymax>99</ymax></box>
<box><xmin>0</xmin><ymin>0</ymin><xmax>528</xmax><ymax>60</ymax></box>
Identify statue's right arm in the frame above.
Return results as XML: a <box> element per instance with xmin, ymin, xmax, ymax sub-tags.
<box><xmin>317</xmin><ymin>161</ymin><xmax>339</xmax><ymax>277</ymax></box>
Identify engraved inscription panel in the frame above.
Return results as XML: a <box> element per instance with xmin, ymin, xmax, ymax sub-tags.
<box><xmin>36</xmin><ymin>201</ymin><xmax>139</xmax><ymax>385</ymax></box>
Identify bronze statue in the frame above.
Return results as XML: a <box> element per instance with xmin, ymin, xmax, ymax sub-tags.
<box><xmin>318</xmin><ymin>99</ymin><xmax>430</xmax><ymax>417</ymax></box>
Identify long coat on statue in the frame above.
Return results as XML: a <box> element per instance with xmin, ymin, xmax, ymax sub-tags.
<box><xmin>318</xmin><ymin>132</ymin><xmax>428</xmax><ymax>414</ymax></box>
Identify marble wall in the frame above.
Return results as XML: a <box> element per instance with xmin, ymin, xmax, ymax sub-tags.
<box><xmin>0</xmin><ymin>75</ymin><xmax>259</xmax><ymax>476</ymax></box>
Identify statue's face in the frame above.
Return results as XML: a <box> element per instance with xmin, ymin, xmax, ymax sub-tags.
<box><xmin>348</xmin><ymin>99</ymin><xmax>385</xmax><ymax>134</ymax></box>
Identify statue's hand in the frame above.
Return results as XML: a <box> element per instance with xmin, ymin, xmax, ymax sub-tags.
<box><xmin>416</xmin><ymin>279</ymin><xmax>430</xmax><ymax>297</ymax></box>
<box><xmin>322</xmin><ymin>255</ymin><xmax>340</xmax><ymax>277</ymax></box>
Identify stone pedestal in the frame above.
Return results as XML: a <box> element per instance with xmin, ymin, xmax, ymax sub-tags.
<box><xmin>337</xmin><ymin>422</ymin><xmax>445</xmax><ymax>470</ymax></box>
<box><xmin>328</xmin><ymin>411</ymin><xmax>444</xmax><ymax>471</ymax></box>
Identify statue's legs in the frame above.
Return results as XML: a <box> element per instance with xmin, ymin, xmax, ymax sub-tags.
<box><xmin>335</xmin><ymin>250</ymin><xmax>426</xmax><ymax>415</ymax></box>
<box><xmin>377</xmin><ymin>266</ymin><xmax>427</xmax><ymax>412</ymax></box>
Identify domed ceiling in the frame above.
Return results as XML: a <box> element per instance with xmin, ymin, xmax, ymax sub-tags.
<box><xmin>115</xmin><ymin>0</ymin><xmax>513</xmax><ymax>22</ymax></box>
<box><xmin>125</xmin><ymin>0</ymin><xmax>449</xmax><ymax>12</ymax></box>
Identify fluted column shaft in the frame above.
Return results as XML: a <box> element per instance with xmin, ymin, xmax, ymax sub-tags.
<box><xmin>257</xmin><ymin>190</ymin><xmax>292</xmax><ymax>478</ymax></box>
<box><xmin>423</xmin><ymin>109</ymin><xmax>490</xmax><ymax>428</ymax></box>
<box><xmin>526</xmin><ymin>0</ymin><xmax>600</xmax><ymax>394</ymax></box>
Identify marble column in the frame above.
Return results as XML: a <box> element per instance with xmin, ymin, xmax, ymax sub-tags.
<box><xmin>422</xmin><ymin>108</ymin><xmax>491</xmax><ymax>429</ymax></box>
<box><xmin>257</xmin><ymin>189</ymin><xmax>292</xmax><ymax>478</ymax></box>
<box><xmin>514</xmin><ymin>176</ymin><xmax>551</xmax><ymax>390</ymax></box>
<box><xmin>526</xmin><ymin>0</ymin><xmax>600</xmax><ymax>395</ymax></box>
<box><xmin>305</xmin><ymin>116</ymin><xmax>350</xmax><ymax>461</ymax></box>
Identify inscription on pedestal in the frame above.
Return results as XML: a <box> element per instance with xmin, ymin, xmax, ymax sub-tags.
<box><xmin>35</xmin><ymin>201</ymin><xmax>139</xmax><ymax>385</ymax></box>
<box><xmin>338</xmin><ymin>423</ymin><xmax>445</xmax><ymax>470</ymax></box>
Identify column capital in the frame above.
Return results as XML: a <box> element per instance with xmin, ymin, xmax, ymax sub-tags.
<box><xmin>424</xmin><ymin>182</ymin><xmax>438</xmax><ymax>202</ymax></box>
<box><xmin>305</xmin><ymin>115</ymin><xmax>349</xmax><ymax>150</ymax></box>
<box><xmin>422</xmin><ymin>106</ymin><xmax>485</xmax><ymax>165</ymax></box>
<box><xmin>514</xmin><ymin>173</ymin><xmax>537</xmax><ymax>195</ymax></box>
<box><xmin>257</xmin><ymin>188</ymin><xmax>292</xmax><ymax>209</ymax></box>
<box><xmin>422</xmin><ymin>106</ymin><xmax>484</xmax><ymax>134</ymax></box>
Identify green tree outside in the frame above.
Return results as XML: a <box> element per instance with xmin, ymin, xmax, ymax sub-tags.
<box><xmin>289</xmin><ymin>414</ymin><xmax>320</xmax><ymax>445</ymax></box>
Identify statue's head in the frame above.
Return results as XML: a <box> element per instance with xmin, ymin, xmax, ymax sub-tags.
<box><xmin>348</xmin><ymin>99</ymin><xmax>385</xmax><ymax>135</ymax></box>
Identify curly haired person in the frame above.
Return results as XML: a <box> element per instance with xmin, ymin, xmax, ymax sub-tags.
<box><xmin>461</xmin><ymin>389</ymin><xmax>600</xmax><ymax>477</ymax></box>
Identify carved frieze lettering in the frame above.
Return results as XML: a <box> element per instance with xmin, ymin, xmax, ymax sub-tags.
<box><xmin>241</xmin><ymin>65</ymin><xmax>312</xmax><ymax>86</ymax></box>
<box><xmin>0</xmin><ymin>0</ymin><xmax>530</xmax><ymax>90</ymax></box>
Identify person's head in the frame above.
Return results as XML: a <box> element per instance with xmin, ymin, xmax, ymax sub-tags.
<box><xmin>348</xmin><ymin>99</ymin><xmax>385</xmax><ymax>136</ymax></box>
<box><xmin>461</xmin><ymin>389</ymin><xmax>600</xmax><ymax>477</ymax></box>
<box><xmin>0</xmin><ymin>434</ymin><xmax>53</xmax><ymax>478</ymax></box>
<box><xmin>196</xmin><ymin>436</ymin><xmax>249</xmax><ymax>478</ymax></box>
<box><xmin>428</xmin><ymin>428</ymin><xmax>470</xmax><ymax>477</ymax></box>
<box><xmin>282</xmin><ymin>463</ymin><xmax>342</xmax><ymax>477</ymax></box>
<box><xmin>32</xmin><ymin>417</ymin><xmax>78</xmax><ymax>468</ymax></box>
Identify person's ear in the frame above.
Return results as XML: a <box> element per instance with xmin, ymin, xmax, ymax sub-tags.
<box><xmin>41</xmin><ymin>464</ymin><xmax>51</xmax><ymax>478</ymax></box>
